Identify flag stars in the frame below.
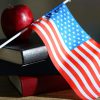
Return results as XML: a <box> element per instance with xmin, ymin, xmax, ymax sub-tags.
<box><xmin>52</xmin><ymin>14</ymin><xmax>54</xmax><ymax>17</ymax></box>
<box><xmin>68</xmin><ymin>20</ymin><xmax>70</xmax><ymax>23</ymax></box>
<box><xmin>68</xmin><ymin>34</ymin><xmax>71</xmax><ymax>36</ymax></box>
<box><xmin>68</xmin><ymin>25</ymin><xmax>71</xmax><ymax>27</ymax></box>
<box><xmin>73</xmin><ymin>36</ymin><xmax>76</xmax><ymax>38</ymax></box>
<box><xmin>69</xmin><ymin>46</ymin><xmax>72</xmax><ymax>49</ymax></box>
<box><xmin>64</xmin><ymin>22</ymin><xmax>67</xmax><ymax>24</ymax></box>
<box><xmin>52</xmin><ymin>12</ymin><xmax>55</xmax><ymax>15</ymax></box>
<box><xmin>77</xmin><ymin>37</ymin><xmax>80</xmax><ymax>40</ymax></box>
<box><xmin>82</xmin><ymin>39</ymin><xmax>85</xmax><ymax>41</ymax></box>
<box><xmin>63</xmin><ymin>9</ymin><xmax>66</xmax><ymax>12</ymax></box>
<box><xmin>60</xmin><ymin>19</ymin><xmax>63</xmax><ymax>22</ymax></box>
<box><xmin>86</xmin><ymin>36</ymin><xmax>89</xmax><ymax>38</ymax></box>
<box><xmin>82</xmin><ymin>35</ymin><xmax>85</xmax><ymax>37</ymax></box>
<box><xmin>71</xmin><ymin>18</ymin><xmax>74</xmax><ymax>21</ymax></box>
<box><xmin>72</xmin><ymin>31</ymin><xmax>75</xmax><ymax>34</ymax></box>
<box><xmin>74</xmin><ymin>44</ymin><xmax>77</xmax><ymax>46</ymax></box>
<box><xmin>76</xmin><ymin>29</ymin><xmax>79</xmax><ymax>32</ymax></box>
<box><xmin>65</xmin><ymin>40</ymin><xmax>68</xmax><ymax>43</ymax></box>
<box><xmin>68</xmin><ymin>29</ymin><xmax>71</xmax><ymax>32</ymax></box>
<box><xmin>64</xmin><ymin>26</ymin><xmax>67</xmax><ymax>29</ymax></box>
<box><xmin>57</xmin><ymin>25</ymin><xmax>60</xmax><ymax>28</ymax></box>
<box><xmin>61</xmin><ymin>32</ymin><xmax>63</xmax><ymax>36</ymax></box>
<box><xmin>73</xmin><ymin>40</ymin><xmax>76</xmax><ymax>43</ymax></box>
<box><xmin>57</xmin><ymin>20</ymin><xmax>59</xmax><ymax>23</ymax></box>
<box><xmin>69</xmin><ymin>42</ymin><xmax>72</xmax><ymax>45</ymax></box>
<box><xmin>56</xmin><ymin>13</ymin><xmax>59</xmax><ymax>15</ymax></box>
<box><xmin>68</xmin><ymin>37</ymin><xmax>71</xmax><ymax>41</ymax></box>
<box><xmin>77</xmin><ymin>33</ymin><xmax>80</xmax><ymax>36</ymax></box>
<box><xmin>50</xmin><ymin>4</ymin><xmax>90</xmax><ymax>50</ymax></box>
<box><xmin>67</xmin><ymin>16</ymin><xmax>70</xmax><ymax>19</ymax></box>
<box><xmin>72</xmin><ymin>23</ymin><xmax>74</xmax><ymax>26</ymax></box>
<box><xmin>81</xmin><ymin>31</ymin><xmax>84</xmax><ymax>34</ymax></box>
<box><xmin>57</xmin><ymin>16</ymin><xmax>60</xmax><ymax>19</ymax></box>
<box><xmin>72</xmin><ymin>27</ymin><xmax>75</xmax><ymax>30</ymax></box>
<box><xmin>76</xmin><ymin>25</ymin><xmax>79</xmax><ymax>27</ymax></box>
<box><xmin>67</xmin><ymin>12</ymin><xmax>70</xmax><ymax>15</ymax></box>
<box><xmin>64</xmin><ymin>35</ymin><xmax>67</xmax><ymax>38</ymax></box>
<box><xmin>61</xmin><ymin>23</ymin><xmax>64</xmax><ymax>26</ymax></box>
<box><xmin>62</xmin><ymin>6</ymin><xmax>65</xmax><ymax>8</ymax></box>
<box><xmin>53</xmin><ymin>18</ymin><xmax>56</xmax><ymax>20</ymax></box>
<box><xmin>60</xmin><ymin>15</ymin><xmax>63</xmax><ymax>17</ymax></box>
<box><xmin>64</xmin><ymin>17</ymin><xmax>67</xmax><ymax>20</ymax></box>
<box><xmin>78</xmin><ymin>41</ymin><xmax>81</xmax><ymax>44</ymax></box>
<box><xmin>60</xmin><ymin>28</ymin><xmax>63</xmax><ymax>30</ymax></box>
<box><xmin>64</xmin><ymin>13</ymin><xmax>66</xmax><ymax>16</ymax></box>
<box><xmin>60</xmin><ymin>10</ymin><xmax>63</xmax><ymax>13</ymax></box>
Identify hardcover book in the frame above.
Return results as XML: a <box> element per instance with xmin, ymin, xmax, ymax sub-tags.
<box><xmin>0</xmin><ymin>58</ymin><xmax>59</xmax><ymax>75</ymax></box>
<box><xmin>0</xmin><ymin>32</ymin><xmax>48</xmax><ymax>65</ymax></box>
<box><xmin>8</xmin><ymin>75</ymin><xmax>70</xmax><ymax>96</ymax></box>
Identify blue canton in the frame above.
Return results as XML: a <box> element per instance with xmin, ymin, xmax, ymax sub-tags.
<box><xmin>45</xmin><ymin>3</ymin><xmax>90</xmax><ymax>50</ymax></box>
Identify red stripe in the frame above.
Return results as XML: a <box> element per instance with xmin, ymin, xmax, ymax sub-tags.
<box><xmin>72</xmin><ymin>48</ymin><xmax>100</xmax><ymax>95</ymax></box>
<box><xmin>76</xmin><ymin>45</ymin><xmax>100</xmax><ymax>85</ymax></box>
<box><xmin>82</xmin><ymin>42</ymin><xmax>100</xmax><ymax>75</ymax></box>
<box><xmin>73</xmin><ymin>44</ymin><xmax>100</xmax><ymax>95</ymax></box>
<box><xmin>34</xmin><ymin>20</ymin><xmax>97</xmax><ymax>99</ymax></box>
<box><xmin>89</xmin><ymin>39</ymin><xmax>100</xmax><ymax>49</ymax></box>
<box><xmin>41</xmin><ymin>18</ymin><xmax>100</xmax><ymax>96</ymax></box>
<box><xmin>31</xmin><ymin>24</ymin><xmax>87</xmax><ymax>99</ymax></box>
<box><xmin>85</xmin><ymin>40</ymin><xmax>100</xmax><ymax>61</ymax></box>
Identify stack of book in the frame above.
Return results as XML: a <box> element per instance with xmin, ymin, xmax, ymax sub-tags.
<box><xmin>0</xmin><ymin>32</ymin><xmax>70</xmax><ymax>96</ymax></box>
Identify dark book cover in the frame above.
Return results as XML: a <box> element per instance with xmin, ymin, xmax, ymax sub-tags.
<box><xmin>8</xmin><ymin>75</ymin><xmax>70</xmax><ymax>96</ymax></box>
<box><xmin>0</xmin><ymin>57</ymin><xmax>59</xmax><ymax>75</ymax></box>
<box><xmin>0</xmin><ymin>32</ymin><xmax>48</xmax><ymax>65</ymax></box>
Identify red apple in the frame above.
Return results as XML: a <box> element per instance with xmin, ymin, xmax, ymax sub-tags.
<box><xmin>1</xmin><ymin>4</ymin><xmax>34</xmax><ymax>42</ymax></box>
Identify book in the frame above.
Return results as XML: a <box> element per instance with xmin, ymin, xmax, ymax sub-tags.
<box><xmin>0</xmin><ymin>58</ymin><xmax>59</xmax><ymax>75</ymax></box>
<box><xmin>0</xmin><ymin>32</ymin><xmax>48</xmax><ymax>65</ymax></box>
<box><xmin>8</xmin><ymin>75</ymin><xmax>70</xmax><ymax>96</ymax></box>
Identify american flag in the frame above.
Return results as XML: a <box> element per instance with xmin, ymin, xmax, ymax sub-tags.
<box><xmin>31</xmin><ymin>2</ymin><xmax>100</xmax><ymax>100</ymax></box>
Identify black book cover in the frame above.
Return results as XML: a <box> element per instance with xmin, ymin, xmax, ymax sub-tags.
<box><xmin>0</xmin><ymin>57</ymin><xmax>59</xmax><ymax>75</ymax></box>
<box><xmin>0</xmin><ymin>32</ymin><xmax>48</xmax><ymax>65</ymax></box>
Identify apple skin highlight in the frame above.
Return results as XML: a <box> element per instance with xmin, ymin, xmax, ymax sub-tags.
<box><xmin>1</xmin><ymin>4</ymin><xmax>34</xmax><ymax>42</ymax></box>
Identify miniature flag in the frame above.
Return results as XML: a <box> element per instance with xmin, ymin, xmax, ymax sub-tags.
<box><xmin>31</xmin><ymin>2</ymin><xmax>100</xmax><ymax>100</ymax></box>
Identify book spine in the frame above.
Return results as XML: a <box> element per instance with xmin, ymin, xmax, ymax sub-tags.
<box><xmin>22</xmin><ymin>46</ymin><xmax>48</xmax><ymax>64</ymax></box>
<box><xmin>0</xmin><ymin>59</ymin><xmax>59</xmax><ymax>75</ymax></box>
<box><xmin>19</xmin><ymin>75</ymin><xmax>70</xmax><ymax>96</ymax></box>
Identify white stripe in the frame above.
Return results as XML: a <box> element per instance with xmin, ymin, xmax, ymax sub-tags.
<box><xmin>81</xmin><ymin>43</ymin><xmax>100</xmax><ymax>67</ymax></box>
<box><xmin>87</xmin><ymin>41</ymin><xmax>100</xmax><ymax>53</ymax></box>
<box><xmin>49</xmin><ymin>19</ymin><xmax>100</xmax><ymax>93</ymax></box>
<box><xmin>32</xmin><ymin>23</ymin><xmax>93</xmax><ymax>100</ymax></box>
<box><xmin>75</xmin><ymin>47</ymin><xmax>100</xmax><ymax>81</ymax></box>
<box><xmin>75</xmin><ymin>47</ymin><xmax>100</xmax><ymax>92</ymax></box>
<box><xmin>40</xmin><ymin>20</ymin><xmax>98</xmax><ymax>98</ymax></box>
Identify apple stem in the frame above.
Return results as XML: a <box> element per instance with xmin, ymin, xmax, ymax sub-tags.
<box><xmin>0</xmin><ymin>27</ymin><xmax>28</xmax><ymax>49</ymax></box>
<box><xmin>63</xmin><ymin>0</ymin><xmax>71</xmax><ymax>4</ymax></box>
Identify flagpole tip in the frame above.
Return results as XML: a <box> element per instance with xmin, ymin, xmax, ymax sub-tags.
<box><xmin>63</xmin><ymin>0</ymin><xmax>71</xmax><ymax>4</ymax></box>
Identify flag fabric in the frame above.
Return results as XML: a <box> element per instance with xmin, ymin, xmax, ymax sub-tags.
<box><xmin>31</xmin><ymin>2</ymin><xmax>100</xmax><ymax>100</ymax></box>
